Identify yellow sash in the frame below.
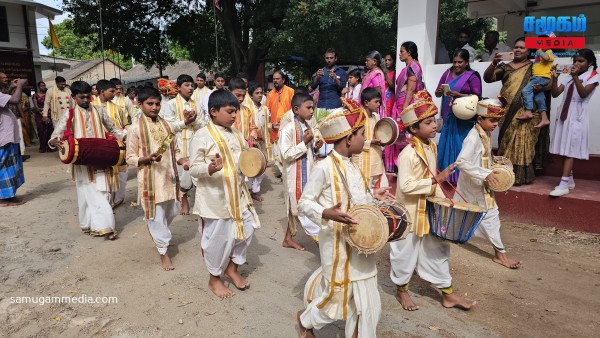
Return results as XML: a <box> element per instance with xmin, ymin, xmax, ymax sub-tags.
<box><xmin>175</xmin><ymin>95</ymin><xmax>197</xmax><ymax>158</ymax></box>
<box><xmin>360</xmin><ymin>111</ymin><xmax>372</xmax><ymax>178</ymax></box>
<box><xmin>206</xmin><ymin>121</ymin><xmax>247</xmax><ymax>239</ymax></box>
<box><xmin>248</xmin><ymin>103</ymin><xmax>273</xmax><ymax>161</ymax></box>
<box><xmin>409</xmin><ymin>136</ymin><xmax>437</xmax><ymax>237</ymax></box>
<box><xmin>475</xmin><ymin>124</ymin><xmax>497</xmax><ymax>209</ymax></box>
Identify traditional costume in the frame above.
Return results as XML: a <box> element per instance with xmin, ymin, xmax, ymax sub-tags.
<box><xmin>456</xmin><ymin>99</ymin><xmax>507</xmax><ymax>252</ymax></box>
<box><xmin>246</xmin><ymin>100</ymin><xmax>273</xmax><ymax>194</ymax></box>
<box><xmin>99</xmin><ymin>99</ymin><xmax>129</xmax><ymax>205</ymax></box>
<box><xmin>112</xmin><ymin>94</ymin><xmax>135</xmax><ymax>124</ymax></box>
<box><xmin>234</xmin><ymin>101</ymin><xmax>258</xmax><ymax>144</ymax></box>
<box><xmin>161</xmin><ymin>94</ymin><xmax>206</xmax><ymax>195</ymax></box>
<box><xmin>192</xmin><ymin>85</ymin><xmax>212</xmax><ymax>115</ymax></box>
<box><xmin>298</xmin><ymin>104</ymin><xmax>380</xmax><ymax>338</ymax></box>
<box><xmin>350</xmin><ymin>106</ymin><xmax>386</xmax><ymax>188</ymax></box>
<box><xmin>49</xmin><ymin>104</ymin><xmax>126</xmax><ymax>236</ymax></box>
<box><xmin>127</xmin><ymin>114</ymin><xmax>181</xmax><ymax>254</ymax></box>
<box><xmin>188</xmin><ymin>121</ymin><xmax>260</xmax><ymax>276</ymax></box>
<box><xmin>265</xmin><ymin>84</ymin><xmax>294</xmax><ymax>144</ymax></box>
<box><xmin>389</xmin><ymin>92</ymin><xmax>454</xmax><ymax>295</ymax></box>
<box><xmin>42</xmin><ymin>85</ymin><xmax>73</xmax><ymax>124</ymax></box>
<box><xmin>280</xmin><ymin>111</ymin><xmax>320</xmax><ymax>241</ymax></box>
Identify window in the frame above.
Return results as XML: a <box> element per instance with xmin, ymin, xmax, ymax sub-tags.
<box><xmin>0</xmin><ymin>7</ymin><xmax>8</xmax><ymax>42</ymax></box>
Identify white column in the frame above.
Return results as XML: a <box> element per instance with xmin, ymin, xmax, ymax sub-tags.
<box><xmin>395</xmin><ymin>0</ymin><xmax>440</xmax><ymax>76</ymax></box>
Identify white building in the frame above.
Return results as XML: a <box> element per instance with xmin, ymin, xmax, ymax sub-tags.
<box><xmin>0</xmin><ymin>0</ymin><xmax>61</xmax><ymax>87</ymax></box>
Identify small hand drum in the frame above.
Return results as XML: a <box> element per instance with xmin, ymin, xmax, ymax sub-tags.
<box><xmin>373</xmin><ymin>117</ymin><xmax>399</xmax><ymax>146</ymax></box>
<box><xmin>239</xmin><ymin>147</ymin><xmax>267</xmax><ymax>178</ymax></box>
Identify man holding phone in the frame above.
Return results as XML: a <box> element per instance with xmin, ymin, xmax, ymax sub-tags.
<box><xmin>480</xmin><ymin>31</ymin><xmax>512</xmax><ymax>62</ymax></box>
<box><xmin>309</xmin><ymin>48</ymin><xmax>347</xmax><ymax>110</ymax></box>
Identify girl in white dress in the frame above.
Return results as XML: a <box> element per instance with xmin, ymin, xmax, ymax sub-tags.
<box><xmin>549</xmin><ymin>49</ymin><xmax>599</xmax><ymax>197</ymax></box>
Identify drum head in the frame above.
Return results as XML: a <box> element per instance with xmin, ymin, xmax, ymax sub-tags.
<box><xmin>374</xmin><ymin>118</ymin><xmax>398</xmax><ymax>146</ymax></box>
<box><xmin>380</xmin><ymin>202</ymin><xmax>411</xmax><ymax>242</ymax></box>
<box><xmin>239</xmin><ymin>148</ymin><xmax>266</xmax><ymax>178</ymax></box>
<box><xmin>346</xmin><ymin>204</ymin><xmax>388</xmax><ymax>255</ymax></box>
<box><xmin>486</xmin><ymin>166</ymin><xmax>515</xmax><ymax>192</ymax></box>
<box><xmin>58</xmin><ymin>141</ymin><xmax>70</xmax><ymax>162</ymax></box>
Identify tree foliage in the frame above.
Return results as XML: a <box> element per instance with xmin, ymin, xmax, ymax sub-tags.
<box><xmin>42</xmin><ymin>18</ymin><xmax>132</xmax><ymax>70</ymax></box>
<box><xmin>438</xmin><ymin>0</ymin><xmax>494</xmax><ymax>60</ymax></box>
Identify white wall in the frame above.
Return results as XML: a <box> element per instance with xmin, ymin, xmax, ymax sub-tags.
<box><xmin>423</xmin><ymin>60</ymin><xmax>600</xmax><ymax>154</ymax></box>
<box><xmin>0</xmin><ymin>3</ymin><xmax>27</xmax><ymax>49</ymax></box>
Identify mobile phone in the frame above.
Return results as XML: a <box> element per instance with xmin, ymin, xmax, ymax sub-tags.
<box><xmin>498</xmin><ymin>52</ymin><xmax>514</xmax><ymax>62</ymax></box>
<box><xmin>441</xmin><ymin>84</ymin><xmax>450</xmax><ymax>95</ymax></box>
<box><xmin>557</xmin><ymin>64</ymin><xmax>573</xmax><ymax>73</ymax></box>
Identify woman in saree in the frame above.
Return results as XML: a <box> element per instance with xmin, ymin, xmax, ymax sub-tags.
<box><xmin>435</xmin><ymin>49</ymin><xmax>482</xmax><ymax>183</ymax></box>
<box><xmin>361</xmin><ymin>50</ymin><xmax>387</xmax><ymax>116</ymax></box>
<box><xmin>384</xmin><ymin>52</ymin><xmax>396</xmax><ymax>116</ymax></box>
<box><xmin>483</xmin><ymin>37</ymin><xmax>544</xmax><ymax>185</ymax></box>
<box><xmin>386</xmin><ymin>41</ymin><xmax>424</xmax><ymax>173</ymax></box>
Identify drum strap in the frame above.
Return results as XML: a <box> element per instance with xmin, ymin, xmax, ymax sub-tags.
<box><xmin>475</xmin><ymin>124</ymin><xmax>497</xmax><ymax>209</ymax></box>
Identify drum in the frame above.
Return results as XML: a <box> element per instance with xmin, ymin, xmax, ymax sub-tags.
<box><xmin>59</xmin><ymin>137</ymin><xmax>126</xmax><ymax>168</ymax></box>
<box><xmin>345</xmin><ymin>202</ymin><xmax>411</xmax><ymax>255</ymax></box>
<box><xmin>486</xmin><ymin>164</ymin><xmax>514</xmax><ymax>192</ymax></box>
<box><xmin>373</xmin><ymin>117</ymin><xmax>399</xmax><ymax>146</ymax></box>
<box><xmin>239</xmin><ymin>147</ymin><xmax>267</xmax><ymax>178</ymax></box>
<box><xmin>452</xmin><ymin>95</ymin><xmax>479</xmax><ymax>120</ymax></box>
<box><xmin>426</xmin><ymin>197</ymin><xmax>486</xmax><ymax>244</ymax></box>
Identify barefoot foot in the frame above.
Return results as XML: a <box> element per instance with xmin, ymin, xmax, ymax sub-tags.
<box><xmin>282</xmin><ymin>239</ymin><xmax>305</xmax><ymax>251</ymax></box>
<box><xmin>0</xmin><ymin>197</ymin><xmax>27</xmax><ymax>207</ymax></box>
<box><xmin>224</xmin><ymin>263</ymin><xmax>250</xmax><ymax>290</ymax></box>
<box><xmin>493</xmin><ymin>252</ymin><xmax>522</xmax><ymax>269</ymax></box>
<box><xmin>534</xmin><ymin>118</ymin><xmax>550</xmax><ymax>128</ymax></box>
<box><xmin>442</xmin><ymin>293</ymin><xmax>477</xmax><ymax>310</ymax></box>
<box><xmin>160</xmin><ymin>253</ymin><xmax>175</xmax><ymax>271</ymax></box>
<box><xmin>250</xmin><ymin>192</ymin><xmax>264</xmax><ymax>202</ymax></box>
<box><xmin>296</xmin><ymin>311</ymin><xmax>315</xmax><ymax>338</ymax></box>
<box><xmin>208</xmin><ymin>276</ymin><xmax>235</xmax><ymax>299</ymax></box>
<box><xmin>180</xmin><ymin>195</ymin><xmax>190</xmax><ymax>215</ymax></box>
<box><xmin>395</xmin><ymin>289</ymin><xmax>419</xmax><ymax>311</ymax></box>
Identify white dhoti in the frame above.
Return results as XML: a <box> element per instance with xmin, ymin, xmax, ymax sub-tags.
<box><xmin>246</xmin><ymin>173</ymin><xmax>265</xmax><ymax>194</ymax></box>
<box><xmin>114</xmin><ymin>168</ymin><xmax>128</xmax><ymax>203</ymax></box>
<box><xmin>177</xmin><ymin>164</ymin><xmax>194</xmax><ymax>193</ymax></box>
<box><xmin>289</xmin><ymin>213</ymin><xmax>321</xmax><ymax>239</ymax></box>
<box><xmin>199</xmin><ymin>210</ymin><xmax>255</xmax><ymax>276</ymax></box>
<box><xmin>301</xmin><ymin>268</ymin><xmax>381</xmax><ymax>338</ymax></box>
<box><xmin>75</xmin><ymin>171</ymin><xmax>115</xmax><ymax>235</ymax></box>
<box><xmin>474</xmin><ymin>208</ymin><xmax>505</xmax><ymax>252</ymax></box>
<box><xmin>389</xmin><ymin>233</ymin><xmax>452</xmax><ymax>288</ymax></box>
<box><xmin>147</xmin><ymin>200</ymin><xmax>181</xmax><ymax>255</ymax></box>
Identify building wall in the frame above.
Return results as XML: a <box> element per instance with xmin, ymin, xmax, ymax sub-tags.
<box><xmin>69</xmin><ymin>62</ymin><xmax>122</xmax><ymax>85</ymax></box>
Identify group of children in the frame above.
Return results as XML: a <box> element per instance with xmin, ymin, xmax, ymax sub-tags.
<box><xmin>43</xmin><ymin>47</ymin><xmax>598</xmax><ymax>335</ymax></box>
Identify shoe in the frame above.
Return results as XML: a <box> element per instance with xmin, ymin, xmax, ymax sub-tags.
<box><xmin>549</xmin><ymin>187</ymin><xmax>569</xmax><ymax>197</ymax></box>
<box><xmin>554</xmin><ymin>182</ymin><xmax>575</xmax><ymax>190</ymax></box>
<box><xmin>22</xmin><ymin>155</ymin><xmax>31</xmax><ymax>161</ymax></box>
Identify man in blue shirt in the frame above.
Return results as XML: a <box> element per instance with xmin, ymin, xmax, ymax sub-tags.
<box><xmin>310</xmin><ymin>48</ymin><xmax>347</xmax><ymax>109</ymax></box>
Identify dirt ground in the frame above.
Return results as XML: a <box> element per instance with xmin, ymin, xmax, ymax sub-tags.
<box><xmin>1</xmin><ymin>150</ymin><xmax>599</xmax><ymax>338</ymax></box>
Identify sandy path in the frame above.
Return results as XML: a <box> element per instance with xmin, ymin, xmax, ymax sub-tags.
<box><xmin>1</xmin><ymin>151</ymin><xmax>599</xmax><ymax>337</ymax></box>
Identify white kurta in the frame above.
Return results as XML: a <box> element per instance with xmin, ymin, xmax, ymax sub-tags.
<box><xmin>298</xmin><ymin>151</ymin><xmax>380</xmax><ymax>336</ymax></box>
<box><xmin>550</xmin><ymin>69</ymin><xmax>599</xmax><ymax>160</ymax></box>
<box><xmin>456</xmin><ymin>127</ymin><xmax>505</xmax><ymax>252</ymax></box>
<box><xmin>390</xmin><ymin>141</ymin><xmax>451</xmax><ymax>289</ymax></box>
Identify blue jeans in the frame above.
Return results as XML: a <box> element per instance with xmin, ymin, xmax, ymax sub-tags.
<box><xmin>522</xmin><ymin>76</ymin><xmax>550</xmax><ymax>112</ymax></box>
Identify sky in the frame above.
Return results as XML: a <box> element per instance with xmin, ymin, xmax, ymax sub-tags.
<box><xmin>36</xmin><ymin>0</ymin><xmax>68</xmax><ymax>55</ymax></box>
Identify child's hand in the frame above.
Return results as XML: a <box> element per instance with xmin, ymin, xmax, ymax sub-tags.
<box><xmin>551</xmin><ymin>65</ymin><xmax>558</xmax><ymax>80</ymax></box>
<box><xmin>303</xmin><ymin>128</ymin><xmax>314</xmax><ymax>144</ymax></box>
<box><xmin>570</xmin><ymin>64</ymin><xmax>580</xmax><ymax>77</ymax></box>
<box><xmin>315</xmin><ymin>139</ymin><xmax>324</xmax><ymax>150</ymax></box>
<box><xmin>208</xmin><ymin>153</ymin><xmax>223</xmax><ymax>175</ymax></box>
<box><xmin>435</xmin><ymin>163</ymin><xmax>456</xmax><ymax>183</ymax></box>
<box><xmin>373</xmin><ymin>187</ymin><xmax>394</xmax><ymax>201</ymax></box>
<box><xmin>177</xmin><ymin>159</ymin><xmax>190</xmax><ymax>170</ymax></box>
<box><xmin>371</xmin><ymin>139</ymin><xmax>382</xmax><ymax>146</ymax></box>
<box><xmin>50</xmin><ymin>138</ymin><xmax>63</xmax><ymax>151</ymax></box>
<box><xmin>485</xmin><ymin>171</ymin><xmax>500</xmax><ymax>187</ymax></box>
<box><xmin>150</xmin><ymin>153</ymin><xmax>162</xmax><ymax>162</ymax></box>
<box><xmin>341</xmin><ymin>87</ymin><xmax>349</xmax><ymax>96</ymax></box>
<box><xmin>435</xmin><ymin>87</ymin><xmax>444</xmax><ymax>96</ymax></box>
<box><xmin>184</xmin><ymin>110</ymin><xmax>197</xmax><ymax>125</ymax></box>
<box><xmin>322</xmin><ymin>202</ymin><xmax>358</xmax><ymax>224</ymax></box>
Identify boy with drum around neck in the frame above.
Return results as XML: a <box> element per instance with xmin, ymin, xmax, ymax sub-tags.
<box><xmin>296</xmin><ymin>99</ymin><xmax>393</xmax><ymax>338</ymax></box>
<box><xmin>49</xmin><ymin>81</ymin><xmax>126</xmax><ymax>240</ymax></box>
<box><xmin>390</xmin><ymin>91</ymin><xmax>476</xmax><ymax>311</ymax></box>
<box><xmin>455</xmin><ymin>99</ymin><xmax>522</xmax><ymax>269</ymax></box>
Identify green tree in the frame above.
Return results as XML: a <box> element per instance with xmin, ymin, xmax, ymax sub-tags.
<box><xmin>438</xmin><ymin>0</ymin><xmax>494</xmax><ymax>61</ymax></box>
<box><xmin>42</xmin><ymin>19</ymin><xmax>132</xmax><ymax>70</ymax></box>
